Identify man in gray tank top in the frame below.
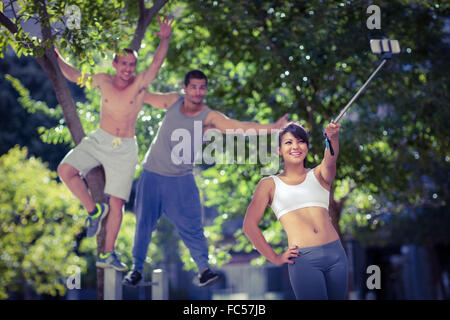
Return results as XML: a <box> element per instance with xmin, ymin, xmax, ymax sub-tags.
<box><xmin>123</xmin><ymin>70</ymin><xmax>291</xmax><ymax>287</ymax></box>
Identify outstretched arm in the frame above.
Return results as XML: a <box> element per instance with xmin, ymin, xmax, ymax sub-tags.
<box><xmin>54</xmin><ymin>49</ymin><xmax>103</xmax><ymax>87</ymax></box>
<box><xmin>318</xmin><ymin>121</ymin><xmax>340</xmax><ymax>185</ymax></box>
<box><xmin>242</xmin><ymin>178</ymin><xmax>299</xmax><ymax>266</ymax></box>
<box><xmin>140</xmin><ymin>15</ymin><xmax>173</xmax><ymax>87</ymax></box>
<box><xmin>143</xmin><ymin>91</ymin><xmax>180</xmax><ymax>110</ymax></box>
<box><xmin>206</xmin><ymin>111</ymin><xmax>291</xmax><ymax>135</ymax></box>
<box><xmin>54</xmin><ymin>48</ymin><xmax>81</xmax><ymax>83</ymax></box>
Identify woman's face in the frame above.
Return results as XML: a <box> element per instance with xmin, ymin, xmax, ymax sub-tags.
<box><xmin>278</xmin><ymin>132</ymin><xmax>308</xmax><ymax>165</ymax></box>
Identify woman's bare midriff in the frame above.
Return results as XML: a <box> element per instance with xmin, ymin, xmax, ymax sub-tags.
<box><xmin>279</xmin><ymin>206</ymin><xmax>339</xmax><ymax>249</ymax></box>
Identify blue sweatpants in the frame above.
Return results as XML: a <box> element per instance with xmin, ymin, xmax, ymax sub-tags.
<box><xmin>288</xmin><ymin>239</ymin><xmax>348</xmax><ymax>300</ymax></box>
<box><xmin>132</xmin><ymin>170</ymin><xmax>209</xmax><ymax>272</ymax></box>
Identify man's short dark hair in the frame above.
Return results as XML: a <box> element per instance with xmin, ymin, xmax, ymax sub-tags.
<box><xmin>113</xmin><ymin>48</ymin><xmax>138</xmax><ymax>63</ymax></box>
<box><xmin>184</xmin><ymin>70</ymin><xmax>208</xmax><ymax>86</ymax></box>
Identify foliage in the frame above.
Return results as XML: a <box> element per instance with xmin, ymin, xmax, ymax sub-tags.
<box><xmin>0</xmin><ymin>146</ymin><xmax>140</xmax><ymax>298</ymax></box>
<box><xmin>0</xmin><ymin>54</ymin><xmax>73</xmax><ymax>170</ymax></box>
<box><xmin>0</xmin><ymin>146</ymin><xmax>86</xmax><ymax>298</ymax></box>
<box><xmin>0</xmin><ymin>0</ymin><xmax>132</xmax><ymax>59</ymax></box>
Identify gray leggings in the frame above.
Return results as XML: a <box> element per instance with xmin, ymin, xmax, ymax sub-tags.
<box><xmin>288</xmin><ymin>239</ymin><xmax>348</xmax><ymax>300</ymax></box>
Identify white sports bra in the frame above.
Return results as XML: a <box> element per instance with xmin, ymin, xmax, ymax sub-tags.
<box><xmin>270</xmin><ymin>168</ymin><xmax>330</xmax><ymax>220</ymax></box>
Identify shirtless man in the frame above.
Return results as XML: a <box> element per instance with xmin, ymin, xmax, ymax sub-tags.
<box><xmin>56</xmin><ymin>16</ymin><xmax>173</xmax><ymax>271</ymax></box>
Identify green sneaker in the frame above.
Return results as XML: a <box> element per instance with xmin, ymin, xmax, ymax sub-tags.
<box><xmin>86</xmin><ymin>203</ymin><xmax>109</xmax><ymax>237</ymax></box>
<box><xmin>96</xmin><ymin>251</ymin><xmax>128</xmax><ymax>272</ymax></box>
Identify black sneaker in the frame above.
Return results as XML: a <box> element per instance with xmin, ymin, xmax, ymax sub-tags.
<box><xmin>122</xmin><ymin>269</ymin><xmax>143</xmax><ymax>286</ymax></box>
<box><xmin>198</xmin><ymin>268</ymin><xmax>220</xmax><ymax>287</ymax></box>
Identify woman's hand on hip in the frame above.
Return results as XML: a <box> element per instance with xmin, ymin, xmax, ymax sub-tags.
<box><xmin>275</xmin><ymin>246</ymin><xmax>300</xmax><ymax>265</ymax></box>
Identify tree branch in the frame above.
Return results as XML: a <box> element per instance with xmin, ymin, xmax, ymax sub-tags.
<box><xmin>0</xmin><ymin>10</ymin><xmax>35</xmax><ymax>50</ymax></box>
<box><xmin>0</xmin><ymin>11</ymin><xmax>19</xmax><ymax>34</ymax></box>
<box><xmin>138</xmin><ymin>0</ymin><xmax>146</xmax><ymax>14</ymax></box>
<box><xmin>35</xmin><ymin>0</ymin><xmax>52</xmax><ymax>41</ymax></box>
<box><xmin>129</xmin><ymin>0</ymin><xmax>168</xmax><ymax>51</ymax></box>
<box><xmin>10</xmin><ymin>0</ymin><xmax>19</xmax><ymax>20</ymax></box>
<box><xmin>145</xmin><ymin>0</ymin><xmax>168</xmax><ymax>24</ymax></box>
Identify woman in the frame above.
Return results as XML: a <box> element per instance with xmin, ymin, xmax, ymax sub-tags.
<box><xmin>242</xmin><ymin>122</ymin><xmax>348</xmax><ymax>299</ymax></box>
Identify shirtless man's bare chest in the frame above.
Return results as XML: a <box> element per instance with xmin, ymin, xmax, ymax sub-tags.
<box><xmin>98</xmin><ymin>74</ymin><xmax>147</xmax><ymax>138</ymax></box>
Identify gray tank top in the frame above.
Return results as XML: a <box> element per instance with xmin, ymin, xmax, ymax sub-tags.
<box><xmin>142</xmin><ymin>96</ymin><xmax>211</xmax><ymax>176</ymax></box>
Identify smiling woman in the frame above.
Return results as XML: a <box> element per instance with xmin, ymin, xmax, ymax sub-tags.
<box><xmin>278</xmin><ymin>124</ymin><xmax>309</xmax><ymax>166</ymax></box>
<box><xmin>243</xmin><ymin>122</ymin><xmax>349</xmax><ymax>300</ymax></box>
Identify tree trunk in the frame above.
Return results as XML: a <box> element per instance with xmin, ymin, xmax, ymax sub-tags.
<box><xmin>35</xmin><ymin>50</ymin><xmax>109</xmax><ymax>299</ymax></box>
<box><xmin>328</xmin><ymin>186</ymin><xmax>344</xmax><ymax>243</ymax></box>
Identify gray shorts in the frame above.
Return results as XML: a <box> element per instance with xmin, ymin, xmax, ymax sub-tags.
<box><xmin>60</xmin><ymin>128</ymin><xmax>138</xmax><ymax>201</ymax></box>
